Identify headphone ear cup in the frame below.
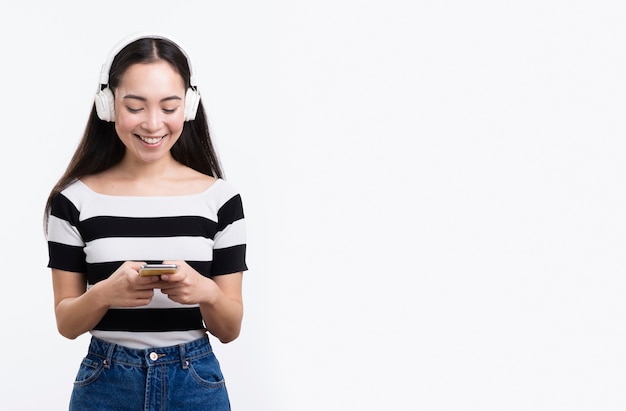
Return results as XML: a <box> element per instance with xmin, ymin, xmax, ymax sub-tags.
<box><xmin>184</xmin><ymin>88</ymin><xmax>200</xmax><ymax>121</ymax></box>
<box><xmin>95</xmin><ymin>88</ymin><xmax>115</xmax><ymax>122</ymax></box>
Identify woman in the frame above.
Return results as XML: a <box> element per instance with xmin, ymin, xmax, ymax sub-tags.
<box><xmin>44</xmin><ymin>32</ymin><xmax>247</xmax><ymax>410</ymax></box>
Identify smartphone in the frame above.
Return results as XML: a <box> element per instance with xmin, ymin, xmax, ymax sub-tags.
<box><xmin>139</xmin><ymin>263</ymin><xmax>178</xmax><ymax>276</ymax></box>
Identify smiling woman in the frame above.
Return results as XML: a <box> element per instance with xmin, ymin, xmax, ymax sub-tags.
<box><xmin>42</xmin><ymin>33</ymin><xmax>248</xmax><ymax>411</ymax></box>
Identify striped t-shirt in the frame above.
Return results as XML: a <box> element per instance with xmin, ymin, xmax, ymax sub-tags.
<box><xmin>46</xmin><ymin>178</ymin><xmax>247</xmax><ymax>349</ymax></box>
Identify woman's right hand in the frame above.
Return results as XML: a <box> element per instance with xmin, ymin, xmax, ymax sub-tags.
<box><xmin>52</xmin><ymin>261</ymin><xmax>160</xmax><ymax>339</ymax></box>
<box><xmin>100</xmin><ymin>261</ymin><xmax>161</xmax><ymax>307</ymax></box>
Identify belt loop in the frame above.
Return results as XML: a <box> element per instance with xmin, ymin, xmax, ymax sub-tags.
<box><xmin>103</xmin><ymin>341</ymin><xmax>116</xmax><ymax>369</ymax></box>
<box><xmin>179</xmin><ymin>343</ymin><xmax>189</xmax><ymax>369</ymax></box>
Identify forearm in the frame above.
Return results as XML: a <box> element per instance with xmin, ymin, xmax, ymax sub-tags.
<box><xmin>200</xmin><ymin>292</ymin><xmax>243</xmax><ymax>344</ymax></box>
<box><xmin>55</xmin><ymin>283</ymin><xmax>109</xmax><ymax>340</ymax></box>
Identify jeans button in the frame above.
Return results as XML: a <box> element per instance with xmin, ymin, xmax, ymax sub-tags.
<box><xmin>149</xmin><ymin>352</ymin><xmax>159</xmax><ymax>361</ymax></box>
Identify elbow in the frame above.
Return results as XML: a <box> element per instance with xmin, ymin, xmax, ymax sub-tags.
<box><xmin>218</xmin><ymin>328</ymin><xmax>241</xmax><ymax>344</ymax></box>
<box><xmin>56</xmin><ymin>322</ymin><xmax>82</xmax><ymax>340</ymax></box>
<box><xmin>58</xmin><ymin>329</ymin><xmax>81</xmax><ymax>340</ymax></box>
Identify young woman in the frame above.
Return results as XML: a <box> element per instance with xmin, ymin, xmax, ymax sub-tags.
<box><xmin>44</xmin><ymin>33</ymin><xmax>247</xmax><ymax>410</ymax></box>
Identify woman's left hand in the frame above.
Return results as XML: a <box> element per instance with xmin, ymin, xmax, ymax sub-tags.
<box><xmin>157</xmin><ymin>260</ymin><xmax>244</xmax><ymax>343</ymax></box>
<box><xmin>157</xmin><ymin>260</ymin><xmax>217</xmax><ymax>305</ymax></box>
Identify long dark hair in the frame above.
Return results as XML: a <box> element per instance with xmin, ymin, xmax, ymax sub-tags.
<box><xmin>44</xmin><ymin>37</ymin><xmax>223</xmax><ymax>231</ymax></box>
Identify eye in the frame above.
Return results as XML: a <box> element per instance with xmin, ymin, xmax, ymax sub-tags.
<box><xmin>163</xmin><ymin>108</ymin><xmax>177</xmax><ymax>114</ymax></box>
<box><xmin>126</xmin><ymin>106</ymin><xmax>143</xmax><ymax>114</ymax></box>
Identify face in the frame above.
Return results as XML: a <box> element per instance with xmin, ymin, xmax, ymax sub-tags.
<box><xmin>113</xmin><ymin>60</ymin><xmax>186</xmax><ymax>164</ymax></box>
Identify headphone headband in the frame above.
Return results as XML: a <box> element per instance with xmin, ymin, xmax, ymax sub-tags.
<box><xmin>94</xmin><ymin>32</ymin><xmax>200</xmax><ymax>122</ymax></box>
<box><xmin>98</xmin><ymin>32</ymin><xmax>197</xmax><ymax>87</ymax></box>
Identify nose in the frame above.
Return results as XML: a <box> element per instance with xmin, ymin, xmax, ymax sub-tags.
<box><xmin>142</xmin><ymin>108</ymin><xmax>162</xmax><ymax>131</ymax></box>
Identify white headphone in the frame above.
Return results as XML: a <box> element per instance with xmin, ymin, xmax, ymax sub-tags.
<box><xmin>94</xmin><ymin>32</ymin><xmax>200</xmax><ymax>122</ymax></box>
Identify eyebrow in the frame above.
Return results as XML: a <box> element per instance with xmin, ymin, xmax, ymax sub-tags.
<box><xmin>122</xmin><ymin>94</ymin><xmax>182</xmax><ymax>102</ymax></box>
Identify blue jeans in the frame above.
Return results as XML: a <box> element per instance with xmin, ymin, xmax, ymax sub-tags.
<box><xmin>69</xmin><ymin>336</ymin><xmax>230</xmax><ymax>411</ymax></box>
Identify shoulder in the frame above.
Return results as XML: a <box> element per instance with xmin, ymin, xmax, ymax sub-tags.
<box><xmin>211</xmin><ymin>178</ymin><xmax>240</xmax><ymax>194</ymax></box>
<box><xmin>207</xmin><ymin>178</ymin><xmax>243</xmax><ymax>203</ymax></box>
<box><xmin>208</xmin><ymin>180</ymin><xmax>245</xmax><ymax>223</ymax></box>
<box><xmin>57</xmin><ymin>179</ymin><xmax>92</xmax><ymax>201</ymax></box>
<box><xmin>49</xmin><ymin>180</ymin><xmax>90</xmax><ymax>222</ymax></box>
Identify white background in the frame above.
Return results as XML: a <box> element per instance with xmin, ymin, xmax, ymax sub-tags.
<box><xmin>1</xmin><ymin>1</ymin><xmax>626</xmax><ymax>410</ymax></box>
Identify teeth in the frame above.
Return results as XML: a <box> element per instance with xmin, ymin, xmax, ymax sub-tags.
<box><xmin>139</xmin><ymin>136</ymin><xmax>163</xmax><ymax>145</ymax></box>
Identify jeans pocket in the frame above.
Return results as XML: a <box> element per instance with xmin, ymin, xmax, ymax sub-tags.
<box><xmin>73</xmin><ymin>356</ymin><xmax>104</xmax><ymax>388</ymax></box>
<box><xmin>187</xmin><ymin>353</ymin><xmax>226</xmax><ymax>389</ymax></box>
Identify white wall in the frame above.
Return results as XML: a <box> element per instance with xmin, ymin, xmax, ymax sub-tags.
<box><xmin>2</xmin><ymin>1</ymin><xmax>626</xmax><ymax>410</ymax></box>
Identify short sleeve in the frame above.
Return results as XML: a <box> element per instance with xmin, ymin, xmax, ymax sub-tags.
<box><xmin>211</xmin><ymin>193</ymin><xmax>248</xmax><ymax>276</ymax></box>
<box><xmin>46</xmin><ymin>193</ymin><xmax>87</xmax><ymax>273</ymax></box>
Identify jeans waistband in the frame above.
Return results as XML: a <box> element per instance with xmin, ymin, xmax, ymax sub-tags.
<box><xmin>87</xmin><ymin>335</ymin><xmax>212</xmax><ymax>369</ymax></box>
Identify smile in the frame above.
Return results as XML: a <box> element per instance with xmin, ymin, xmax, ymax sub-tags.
<box><xmin>136</xmin><ymin>135</ymin><xmax>165</xmax><ymax>145</ymax></box>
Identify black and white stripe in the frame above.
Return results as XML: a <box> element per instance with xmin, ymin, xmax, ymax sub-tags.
<box><xmin>46</xmin><ymin>179</ymin><xmax>247</xmax><ymax>348</ymax></box>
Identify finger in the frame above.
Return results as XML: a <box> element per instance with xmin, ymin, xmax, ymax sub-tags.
<box><xmin>161</xmin><ymin>260</ymin><xmax>182</xmax><ymax>266</ymax></box>
<box><xmin>160</xmin><ymin>272</ymin><xmax>184</xmax><ymax>282</ymax></box>
<box><xmin>134</xmin><ymin>278</ymin><xmax>161</xmax><ymax>291</ymax></box>
<box><xmin>128</xmin><ymin>261</ymin><xmax>147</xmax><ymax>271</ymax></box>
<box><xmin>158</xmin><ymin>282</ymin><xmax>179</xmax><ymax>293</ymax></box>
